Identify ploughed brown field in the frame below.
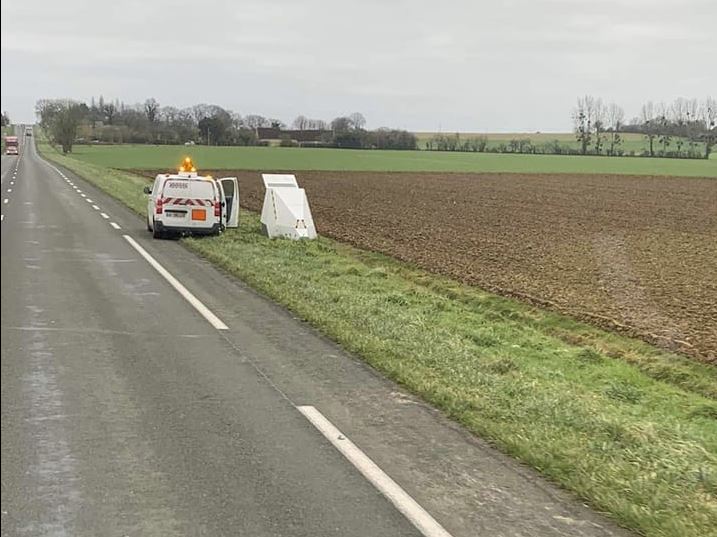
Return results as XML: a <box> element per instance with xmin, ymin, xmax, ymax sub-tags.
<box><xmin>141</xmin><ymin>169</ymin><xmax>717</xmax><ymax>362</ymax></box>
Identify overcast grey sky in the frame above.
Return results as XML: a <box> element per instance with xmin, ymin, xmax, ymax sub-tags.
<box><xmin>1</xmin><ymin>0</ymin><xmax>715</xmax><ymax>130</ymax></box>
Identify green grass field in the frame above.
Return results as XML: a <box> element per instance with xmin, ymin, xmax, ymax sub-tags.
<box><xmin>39</xmin><ymin>137</ymin><xmax>717</xmax><ymax>537</ymax></box>
<box><xmin>64</xmin><ymin>143</ymin><xmax>717</xmax><ymax>177</ymax></box>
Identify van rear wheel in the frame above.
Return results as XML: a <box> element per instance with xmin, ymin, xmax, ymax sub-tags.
<box><xmin>152</xmin><ymin>219</ymin><xmax>163</xmax><ymax>239</ymax></box>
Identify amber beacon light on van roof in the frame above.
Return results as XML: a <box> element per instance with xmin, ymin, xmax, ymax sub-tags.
<box><xmin>179</xmin><ymin>157</ymin><xmax>196</xmax><ymax>173</ymax></box>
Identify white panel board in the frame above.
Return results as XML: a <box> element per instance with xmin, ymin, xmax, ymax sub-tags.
<box><xmin>261</xmin><ymin>174</ymin><xmax>298</xmax><ymax>189</ymax></box>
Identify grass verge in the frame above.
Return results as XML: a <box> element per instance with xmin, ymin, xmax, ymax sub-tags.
<box><xmin>40</xmin><ymin>139</ymin><xmax>717</xmax><ymax>537</ymax></box>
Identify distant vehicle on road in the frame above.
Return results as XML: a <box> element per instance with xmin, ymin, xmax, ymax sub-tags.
<box><xmin>144</xmin><ymin>157</ymin><xmax>239</xmax><ymax>239</ymax></box>
<box><xmin>25</xmin><ymin>128</ymin><xmax>32</xmax><ymax>136</ymax></box>
<box><xmin>5</xmin><ymin>135</ymin><xmax>18</xmax><ymax>155</ymax></box>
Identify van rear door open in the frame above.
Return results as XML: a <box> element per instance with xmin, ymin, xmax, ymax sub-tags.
<box><xmin>218</xmin><ymin>177</ymin><xmax>239</xmax><ymax>228</ymax></box>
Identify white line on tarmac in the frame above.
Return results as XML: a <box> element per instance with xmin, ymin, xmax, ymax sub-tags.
<box><xmin>123</xmin><ymin>235</ymin><xmax>228</xmax><ymax>330</ymax></box>
<box><xmin>80</xmin><ymin>193</ymin><xmax>86</xmax><ymax>197</ymax></box>
<box><xmin>10</xmin><ymin>181</ymin><xmax>14</xmax><ymax>185</ymax></box>
<box><xmin>1</xmin><ymin>215</ymin><xmax>4</xmax><ymax>221</ymax></box>
<box><xmin>100</xmin><ymin>212</ymin><xmax>109</xmax><ymax>219</ymax></box>
<box><xmin>7</xmin><ymin>189</ymin><xmax>12</xmax><ymax>193</ymax></box>
<box><xmin>297</xmin><ymin>405</ymin><xmax>454</xmax><ymax>537</ymax></box>
<box><xmin>86</xmin><ymin>199</ymin><xmax>93</xmax><ymax>203</ymax></box>
<box><xmin>3</xmin><ymin>199</ymin><xmax>8</xmax><ymax>204</ymax></box>
<box><xmin>92</xmin><ymin>205</ymin><xmax>100</xmax><ymax>210</ymax></box>
<box><xmin>110</xmin><ymin>222</ymin><xmax>121</xmax><ymax>229</ymax></box>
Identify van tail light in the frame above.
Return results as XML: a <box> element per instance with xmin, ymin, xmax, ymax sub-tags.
<box><xmin>214</xmin><ymin>200</ymin><xmax>221</xmax><ymax>217</ymax></box>
<box><xmin>156</xmin><ymin>198</ymin><xmax>163</xmax><ymax>215</ymax></box>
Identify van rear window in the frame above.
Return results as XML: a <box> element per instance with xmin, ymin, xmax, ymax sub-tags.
<box><xmin>163</xmin><ymin>180</ymin><xmax>214</xmax><ymax>199</ymax></box>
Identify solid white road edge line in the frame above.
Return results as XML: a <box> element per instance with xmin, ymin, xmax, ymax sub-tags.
<box><xmin>110</xmin><ymin>222</ymin><xmax>121</xmax><ymax>229</ymax></box>
<box><xmin>123</xmin><ymin>235</ymin><xmax>229</xmax><ymax>330</ymax></box>
<box><xmin>297</xmin><ymin>405</ymin><xmax>454</xmax><ymax>537</ymax></box>
<box><xmin>100</xmin><ymin>212</ymin><xmax>110</xmax><ymax>219</ymax></box>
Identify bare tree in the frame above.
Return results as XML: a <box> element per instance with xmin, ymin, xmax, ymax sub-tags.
<box><xmin>655</xmin><ymin>102</ymin><xmax>671</xmax><ymax>154</ymax></box>
<box><xmin>573</xmin><ymin>95</ymin><xmax>594</xmax><ymax>155</ymax></box>
<box><xmin>103</xmin><ymin>102</ymin><xmax>117</xmax><ymax>125</ymax></box>
<box><xmin>670</xmin><ymin>98</ymin><xmax>687</xmax><ymax>128</ymax></box>
<box><xmin>699</xmin><ymin>96</ymin><xmax>716</xmax><ymax>158</ymax></box>
<box><xmin>640</xmin><ymin>101</ymin><xmax>658</xmax><ymax>156</ymax></box>
<box><xmin>191</xmin><ymin>104</ymin><xmax>213</xmax><ymax>124</ymax></box>
<box><xmin>349</xmin><ymin>112</ymin><xmax>366</xmax><ymax>130</ymax></box>
<box><xmin>606</xmin><ymin>103</ymin><xmax>625</xmax><ymax>156</ymax></box>
<box><xmin>308</xmin><ymin>118</ymin><xmax>327</xmax><ymax>130</ymax></box>
<box><xmin>231</xmin><ymin>112</ymin><xmax>244</xmax><ymax>130</ymax></box>
<box><xmin>331</xmin><ymin>116</ymin><xmax>352</xmax><ymax>133</ymax></box>
<box><xmin>36</xmin><ymin>99</ymin><xmax>85</xmax><ymax>153</ymax></box>
<box><xmin>293</xmin><ymin>115</ymin><xmax>309</xmax><ymax>130</ymax></box>
<box><xmin>593</xmin><ymin>98</ymin><xmax>606</xmax><ymax>154</ymax></box>
<box><xmin>54</xmin><ymin>104</ymin><xmax>84</xmax><ymax>153</ymax></box>
<box><xmin>160</xmin><ymin>106</ymin><xmax>179</xmax><ymax>124</ymax></box>
<box><xmin>685</xmin><ymin>98</ymin><xmax>699</xmax><ymax>124</ymax></box>
<box><xmin>144</xmin><ymin>98</ymin><xmax>160</xmax><ymax>123</ymax></box>
<box><xmin>244</xmin><ymin>114</ymin><xmax>268</xmax><ymax>129</ymax></box>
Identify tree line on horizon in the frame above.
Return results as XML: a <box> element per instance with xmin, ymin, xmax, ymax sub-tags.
<box><xmin>572</xmin><ymin>96</ymin><xmax>715</xmax><ymax>159</ymax></box>
<box><xmin>34</xmin><ymin>97</ymin><xmax>417</xmax><ymax>154</ymax></box>
<box><xmin>425</xmin><ymin>96</ymin><xmax>715</xmax><ymax>159</ymax></box>
<box><xmin>29</xmin><ymin>95</ymin><xmax>716</xmax><ymax>158</ymax></box>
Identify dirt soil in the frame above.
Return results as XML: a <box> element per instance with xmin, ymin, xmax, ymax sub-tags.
<box><xmin>139</xmin><ymin>169</ymin><xmax>717</xmax><ymax>362</ymax></box>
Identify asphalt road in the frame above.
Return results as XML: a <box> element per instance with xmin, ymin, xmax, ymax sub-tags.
<box><xmin>1</xmin><ymin>136</ymin><xmax>632</xmax><ymax>536</ymax></box>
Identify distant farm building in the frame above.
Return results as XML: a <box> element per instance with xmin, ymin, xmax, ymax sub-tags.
<box><xmin>256</xmin><ymin>128</ymin><xmax>329</xmax><ymax>144</ymax></box>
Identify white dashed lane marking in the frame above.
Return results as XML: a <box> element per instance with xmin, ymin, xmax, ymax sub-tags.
<box><xmin>123</xmin><ymin>235</ymin><xmax>229</xmax><ymax>330</ymax></box>
<box><xmin>298</xmin><ymin>406</ymin><xmax>454</xmax><ymax>537</ymax></box>
<box><xmin>38</xmin><ymin>158</ymin><xmax>121</xmax><ymax>232</ymax></box>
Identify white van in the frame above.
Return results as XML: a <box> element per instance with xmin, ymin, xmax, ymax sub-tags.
<box><xmin>144</xmin><ymin>165</ymin><xmax>238</xmax><ymax>239</ymax></box>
